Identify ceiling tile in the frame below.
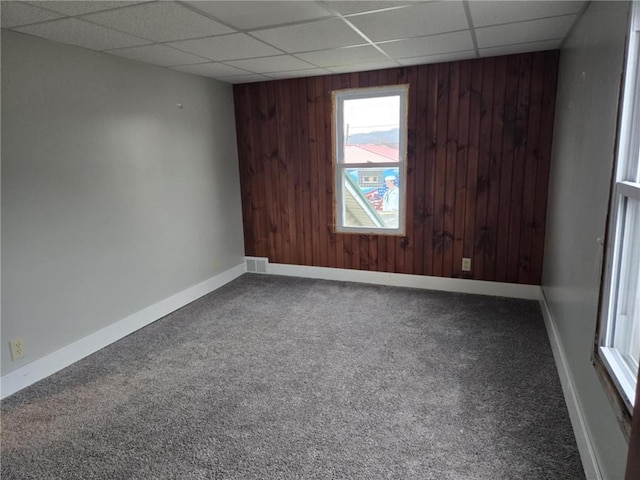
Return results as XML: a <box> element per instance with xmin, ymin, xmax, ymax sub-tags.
<box><xmin>326</xmin><ymin>60</ymin><xmax>398</xmax><ymax>73</ymax></box>
<box><xmin>479</xmin><ymin>39</ymin><xmax>562</xmax><ymax>58</ymax></box>
<box><xmin>14</xmin><ymin>18</ymin><xmax>150</xmax><ymax>51</ymax></box>
<box><xmin>30</xmin><ymin>1</ymin><xmax>148</xmax><ymax>16</ymax></box>
<box><xmin>225</xmin><ymin>55</ymin><xmax>315</xmax><ymax>74</ymax></box>
<box><xmin>2</xmin><ymin>0</ymin><xmax>583</xmax><ymax>84</ymax></box>
<box><xmin>168</xmin><ymin>34</ymin><xmax>281</xmax><ymax>61</ymax></box>
<box><xmin>172</xmin><ymin>62</ymin><xmax>249</xmax><ymax>78</ymax></box>
<box><xmin>327</xmin><ymin>1</ymin><xmax>416</xmax><ymax>16</ymax></box>
<box><xmin>379</xmin><ymin>30</ymin><xmax>474</xmax><ymax>59</ymax></box>
<box><xmin>1</xmin><ymin>2</ymin><xmax>62</xmax><ymax>28</ymax></box>
<box><xmin>82</xmin><ymin>2</ymin><xmax>234</xmax><ymax>42</ymax></box>
<box><xmin>186</xmin><ymin>1</ymin><xmax>332</xmax><ymax>30</ymax></box>
<box><xmin>296</xmin><ymin>45</ymin><xmax>388</xmax><ymax>67</ymax></box>
<box><xmin>251</xmin><ymin>18</ymin><xmax>366</xmax><ymax>53</ymax></box>
<box><xmin>108</xmin><ymin>44</ymin><xmax>210</xmax><ymax>67</ymax></box>
<box><xmin>469</xmin><ymin>1</ymin><xmax>585</xmax><ymax>28</ymax></box>
<box><xmin>397</xmin><ymin>50</ymin><xmax>477</xmax><ymax>66</ymax></box>
<box><xmin>348</xmin><ymin>1</ymin><xmax>468</xmax><ymax>42</ymax></box>
<box><xmin>218</xmin><ymin>73</ymin><xmax>271</xmax><ymax>84</ymax></box>
<box><xmin>475</xmin><ymin>15</ymin><xmax>576</xmax><ymax>49</ymax></box>
<box><xmin>266</xmin><ymin>68</ymin><xmax>331</xmax><ymax>80</ymax></box>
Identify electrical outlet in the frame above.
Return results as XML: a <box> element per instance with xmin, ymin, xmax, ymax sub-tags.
<box><xmin>9</xmin><ymin>339</ymin><xmax>25</xmax><ymax>361</ymax></box>
<box><xmin>462</xmin><ymin>258</ymin><xmax>472</xmax><ymax>272</ymax></box>
<box><xmin>212</xmin><ymin>259</ymin><xmax>219</xmax><ymax>272</ymax></box>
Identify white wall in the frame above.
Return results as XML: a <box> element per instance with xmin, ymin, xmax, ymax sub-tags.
<box><xmin>1</xmin><ymin>31</ymin><xmax>245</xmax><ymax>376</ymax></box>
<box><xmin>542</xmin><ymin>2</ymin><xmax>630</xmax><ymax>478</ymax></box>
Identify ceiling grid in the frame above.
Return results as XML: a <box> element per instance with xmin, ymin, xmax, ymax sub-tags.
<box><xmin>0</xmin><ymin>0</ymin><xmax>589</xmax><ymax>83</ymax></box>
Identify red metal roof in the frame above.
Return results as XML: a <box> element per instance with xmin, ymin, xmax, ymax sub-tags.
<box><xmin>344</xmin><ymin>144</ymin><xmax>399</xmax><ymax>163</ymax></box>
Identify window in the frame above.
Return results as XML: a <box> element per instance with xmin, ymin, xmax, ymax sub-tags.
<box><xmin>597</xmin><ymin>1</ymin><xmax>640</xmax><ymax>430</ymax></box>
<box><xmin>332</xmin><ymin>85</ymin><xmax>408</xmax><ymax>235</ymax></box>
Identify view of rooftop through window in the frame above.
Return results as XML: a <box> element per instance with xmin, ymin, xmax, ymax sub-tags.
<box><xmin>334</xmin><ymin>87</ymin><xmax>407</xmax><ymax>234</ymax></box>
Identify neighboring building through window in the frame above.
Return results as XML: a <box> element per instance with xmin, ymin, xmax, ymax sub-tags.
<box><xmin>332</xmin><ymin>85</ymin><xmax>408</xmax><ymax>234</ymax></box>
<box><xmin>597</xmin><ymin>1</ymin><xmax>640</xmax><ymax>433</ymax></box>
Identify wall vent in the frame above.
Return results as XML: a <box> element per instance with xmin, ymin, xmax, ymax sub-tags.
<box><xmin>246</xmin><ymin>257</ymin><xmax>268</xmax><ymax>274</ymax></box>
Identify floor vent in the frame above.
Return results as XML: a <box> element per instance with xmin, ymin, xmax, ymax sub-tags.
<box><xmin>246</xmin><ymin>257</ymin><xmax>268</xmax><ymax>274</ymax></box>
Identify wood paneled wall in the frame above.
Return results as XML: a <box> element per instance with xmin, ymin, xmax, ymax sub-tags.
<box><xmin>233</xmin><ymin>51</ymin><xmax>559</xmax><ymax>285</ymax></box>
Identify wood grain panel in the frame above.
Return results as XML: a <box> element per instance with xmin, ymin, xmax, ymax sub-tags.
<box><xmin>444</xmin><ymin>61</ymin><xmax>460</xmax><ymax>278</ymax></box>
<box><xmin>453</xmin><ymin>60</ymin><xmax>470</xmax><ymax>279</ymax></box>
<box><xmin>234</xmin><ymin>51</ymin><xmax>559</xmax><ymax>285</ymax></box>
<box><xmin>506</xmin><ymin>53</ymin><xmax>532</xmax><ymax>283</ymax></box>
<box><xmin>403</xmin><ymin>66</ymin><xmax>418</xmax><ymax>274</ymax></box>
<box><xmin>530</xmin><ymin>50</ymin><xmax>559</xmax><ymax>284</ymax></box>
<box><xmin>518</xmin><ymin>52</ymin><xmax>545</xmax><ymax>284</ymax></box>
<box><xmin>424</xmin><ymin>65</ymin><xmax>438</xmax><ymax>276</ymax></box>
<box><xmin>413</xmin><ymin>65</ymin><xmax>428</xmax><ymax>276</ymax></box>
<box><xmin>485</xmin><ymin>56</ymin><xmax>508</xmax><ymax>281</ymax></box>
<box><xmin>306</xmin><ymin>78</ymin><xmax>321</xmax><ymax>266</ymax></box>
<box><xmin>465</xmin><ymin>60</ymin><xmax>483</xmax><ymax>279</ymax></box>
<box><xmin>433</xmin><ymin>62</ymin><xmax>450</xmax><ymax>278</ymax></box>
<box><xmin>233</xmin><ymin>84</ymin><xmax>254</xmax><ymax>254</ymax></box>
<box><xmin>255</xmin><ymin>82</ymin><xmax>270</xmax><ymax>258</ymax></box>
<box><xmin>475</xmin><ymin>57</ymin><xmax>496</xmax><ymax>281</ymax></box>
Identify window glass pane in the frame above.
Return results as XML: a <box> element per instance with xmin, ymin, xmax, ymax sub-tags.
<box><xmin>612</xmin><ymin>196</ymin><xmax>640</xmax><ymax>375</ymax></box>
<box><xmin>342</xmin><ymin>95</ymin><xmax>400</xmax><ymax>164</ymax></box>
<box><xmin>342</xmin><ymin>167</ymin><xmax>399</xmax><ymax>229</ymax></box>
<box><xmin>597</xmin><ymin>1</ymin><xmax>640</xmax><ymax>420</ymax></box>
<box><xmin>634</xmin><ymin>145</ymin><xmax>640</xmax><ymax>183</ymax></box>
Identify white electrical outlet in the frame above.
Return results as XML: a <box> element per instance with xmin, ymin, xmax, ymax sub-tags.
<box><xmin>462</xmin><ymin>258</ymin><xmax>472</xmax><ymax>272</ymax></box>
<box><xmin>9</xmin><ymin>339</ymin><xmax>25</xmax><ymax>360</ymax></box>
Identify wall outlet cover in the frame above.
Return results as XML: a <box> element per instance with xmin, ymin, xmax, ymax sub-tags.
<box><xmin>462</xmin><ymin>258</ymin><xmax>472</xmax><ymax>272</ymax></box>
<box><xmin>9</xmin><ymin>339</ymin><xmax>25</xmax><ymax>361</ymax></box>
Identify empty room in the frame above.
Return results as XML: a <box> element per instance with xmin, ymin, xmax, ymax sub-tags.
<box><xmin>1</xmin><ymin>1</ymin><xmax>639</xmax><ymax>478</ymax></box>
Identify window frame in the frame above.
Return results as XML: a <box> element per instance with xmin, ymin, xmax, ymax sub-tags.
<box><xmin>332</xmin><ymin>85</ymin><xmax>409</xmax><ymax>236</ymax></box>
<box><xmin>596</xmin><ymin>0</ymin><xmax>640</xmax><ymax>437</ymax></box>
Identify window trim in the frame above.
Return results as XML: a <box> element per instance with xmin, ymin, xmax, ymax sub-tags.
<box><xmin>595</xmin><ymin>0</ymin><xmax>640</xmax><ymax>438</ymax></box>
<box><xmin>332</xmin><ymin>85</ymin><xmax>409</xmax><ymax>236</ymax></box>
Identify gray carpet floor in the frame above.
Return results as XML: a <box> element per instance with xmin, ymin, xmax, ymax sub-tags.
<box><xmin>1</xmin><ymin>274</ymin><xmax>584</xmax><ymax>479</ymax></box>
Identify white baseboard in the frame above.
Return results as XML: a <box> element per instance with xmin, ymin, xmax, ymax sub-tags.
<box><xmin>539</xmin><ymin>289</ymin><xmax>601</xmax><ymax>480</ymax></box>
<box><xmin>0</xmin><ymin>263</ymin><xmax>246</xmax><ymax>400</ymax></box>
<box><xmin>262</xmin><ymin>260</ymin><xmax>540</xmax><ymax>299</ymax></box>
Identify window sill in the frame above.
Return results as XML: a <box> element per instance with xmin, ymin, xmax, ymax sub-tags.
<box><xmin>600</xmin><ymin>346</ymin><xmax>637</xmax><ymax>412</ymax></box>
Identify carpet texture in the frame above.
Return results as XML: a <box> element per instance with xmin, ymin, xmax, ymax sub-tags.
<box><xmin>1</xmin><ymin>274</ymin><xmax>584</xmax><ymax>479</ymax></box>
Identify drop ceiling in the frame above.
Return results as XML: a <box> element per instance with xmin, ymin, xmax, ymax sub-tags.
<box><xmin>1</xmin><ymin>0</ymin><xmax>588</xmax><ymax>84</ymax></box>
